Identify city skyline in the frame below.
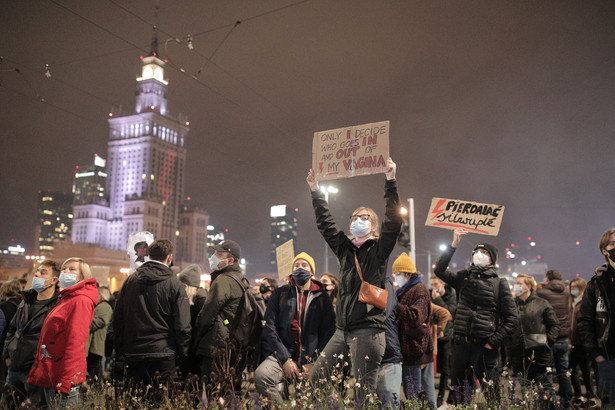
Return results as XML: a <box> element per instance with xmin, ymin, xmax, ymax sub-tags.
<box><xmin>2</xmin><ymin>1</ymin><xmax>614</xmax><ymax>277</ymax></box>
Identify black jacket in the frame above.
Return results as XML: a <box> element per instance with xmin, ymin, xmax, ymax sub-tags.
<box><xmin>2</xmin><ymin>289</ymin><xmax>58</xmax><ymax>372</ymax></box>
<box><xmin>536</xmin><ymin>279</ymin><xmax>571</xmax><ymax>339</ymax></box>
<box><xmin>434</xmin><ymin>245</ymin><xmax>518</xmax><ymax>347</ymax></box>
<box><xmin>114</xmin><ymin>261</ymin><xmax>192</xmax><ymax>359</ymax></box>
<box><xmin>260</xmin><ymin>280</ymin><xmax>335</xmax><ymax>366</ymax></box>
<box><xmin>507</xmin><ymin>291</ymin><xmax>560</xmax><ymax>370</ymax></box>
<box><xmin>311</xmin><ymin>179</ymin><xmax>402</xmax><ymax>331</ymax></box>
<box><xmin>578</xmin><ymin>264</ymin><xmax>615</xmax><ymax>360</ymax></box>
<box><xmin>382</xmin><ymin>278</ymin><xmax>403</xmax><ymax>364</ymax></box>
<box><xmin>431</xmin><ymin>284</ymin><xmax>456</xmax><ymax>342</ymax></box>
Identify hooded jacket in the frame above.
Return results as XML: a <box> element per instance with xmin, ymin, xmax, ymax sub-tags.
<box><xmin>434</xmin><ymin>245</ymin><xmax>518</xmax><ymax>347</ymax></box>
<box><xmin>260</xmin><ymin>276</ymin><xmax>335</xmax><ymax>366</ymax></box>
<box><xmin>536</xmin><ymin>279</ymin><xmax>571</xmax><ymax>339</ymax></box>
<box><xmin>3</xmin><ymin>289</ymin><xmax>58</xmax><ymax>373</ymax></box>
<box><xmin>311</xmin><ymin>179</ymin><xmax>402</xmax><ymax>332</ymax></box>
<box><xmin>27</xmin><ymin>278</ymin><xmax>98</xmax><ymax>393</ymax></box>
<box><xmin>507</xmin><ymin>291</ymin><xmax>560</xmax><ymax>370</ymax></box>
<box><xmin>578</xmin><ymin>264</ymin><xmax>615</xmax><ymax>361</ymax></box>
<box><xmin>193</xmin><ymin>263</ymin><xmax>245</xmax><ymax>357</ymax></box>
<box><xmin>113</xmin><ymin>261</ymin><xmax>191</xmax><ymax>360</ymax></box>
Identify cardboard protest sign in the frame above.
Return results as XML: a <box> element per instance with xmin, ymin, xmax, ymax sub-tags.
<box><xmin>276</xmin><ymin>239</ymin><xmax>295</xmax><ymax>281</ymax></box>
<box><xmin>425</xmin><ymin>198</ymin><xmax>505</xmax><ymax>236</ymax></box>
<box><xmin>312</xmin><ymin>120</ymin><xmax>389</xmax><ymax>181</ymax></box>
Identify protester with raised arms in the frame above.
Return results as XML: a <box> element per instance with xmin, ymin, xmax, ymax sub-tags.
<box><xmin>306</xmin><ymin>157</ymin><xmax>402</xmax><ymax>398</ymax></box>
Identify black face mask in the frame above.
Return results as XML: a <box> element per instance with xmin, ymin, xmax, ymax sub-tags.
<box><xmin>608</xmin><ymin>248</ymin><xmax>615</xmax><ymax>263</ymax></box>
<box><xmin>259</xmin><ymin>284</ymin><xmax>271</xmax><ymax>294</ymax></box>
<box><xmin>292</xmin><ymin>268</ymin><xmax>312</xmax><ymax>287</ymax></box>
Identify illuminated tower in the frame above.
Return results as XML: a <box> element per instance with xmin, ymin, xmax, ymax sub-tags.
<box><xmin>270</xmin><ymin>205</ymin><xmax>298</xmax><ymax>268</ymax></box>
<box><xmin>37</xmin><ymin>191</ymin><xmax>73</xmax><ymax>255</ymax></box>
<box><xmin>70</xmin><ymin>26</ymin><xmax>189</xmax><ymax>251</ymax></box>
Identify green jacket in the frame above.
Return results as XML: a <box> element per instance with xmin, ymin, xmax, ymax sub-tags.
<box><xmin>86</xmin><ymin>301</ymin><xmax>113</xmax><ymax>357</ymax></box>
<box><xmin>193</xmin><ymin>264</ymin><xmax>244</xmax><ymax>357</ymax></box>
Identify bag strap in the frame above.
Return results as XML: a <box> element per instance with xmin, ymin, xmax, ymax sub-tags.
<box><xmin>354</xmin><ymin>252</ymin><xmax>365</xmax><ymax>283</ymax></box>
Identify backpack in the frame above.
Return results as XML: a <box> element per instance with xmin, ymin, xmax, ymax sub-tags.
<box><xmin>222</xmin><ymin>274</ymin><xmax>266</xmax><ymax>350</ymax></box>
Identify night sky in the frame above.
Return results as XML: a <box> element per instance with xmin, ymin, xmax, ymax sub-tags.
<box><xmin>1</xmin><ymin>1</ymin><xmax>614</xmax><ymax>279</ymax></box>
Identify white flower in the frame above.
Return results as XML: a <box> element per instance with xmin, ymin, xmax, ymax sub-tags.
<box><xmin>355</xmin><ymin>382</ymin><xmax>361</xmax><ymax>388</ymax></box>
<box><xmin>338</xmin><ymin>353</ymin><xmax>344</xmax><ymax>360</ymax></box>
<box><xmin>365</xmin><ymin>355</ymin><xmax>370</xmax><ymax>360</ymax></box>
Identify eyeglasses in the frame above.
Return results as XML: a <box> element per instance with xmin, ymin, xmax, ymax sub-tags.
<box><xmin>351</xmin><ymin>213</ymin><xmax>370</xmax><ymax>221</ymax></box>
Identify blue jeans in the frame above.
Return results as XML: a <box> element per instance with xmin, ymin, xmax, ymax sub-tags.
<box><xmin>421</xmin><ymin>362</ymin><xmax>437</xmax><ymax>408</ymax></box>
<box><xmin>310</xmin><ymin>328</ymin><xmax>386</xmax><ymax>398</ymax></box>
<box><xmin>2</xmin><ymin>369</ymin><xmax>46</xmax><ymax>407</ymax></box>
<box><xmin>44</xmin><ymin>385</ymin><xmax>80</xmax><ymax>408</ymax></box>
<box><xmin>597</xmin><ymin>359</ymin><xmax>615</xmax><ymax>409</ymax></box>
<box><xmin>552</xmin><ymin>338</ymin><xmax>573</xmax><ymax>406</ymax></box>
<box><xmin>377</xmin><ymin>362</ymin><xmax>402</xmax><ymax>408</ymax></box>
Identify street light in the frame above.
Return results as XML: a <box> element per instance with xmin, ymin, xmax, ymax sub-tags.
<box><xmin>321</xmin><ymin>185</ymin><xmax>338</xmax><ymax>273</ymax></box>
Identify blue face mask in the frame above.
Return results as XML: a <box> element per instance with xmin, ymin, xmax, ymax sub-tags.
<box><xmin>571</xmin><ymin>289</ymin><xmax>580</xmax><ymax>297</ymax></box>
<box><xmin>292</xmin><ymin>268</ymin><xmax>312</xmax><ymax>287</ymax></box>
<box><xmin>58</xmin><ymin>272</ymin><xmax>78</xmax><ymax>289</ymax></box>
<box><xmin>350</xmin><ymin>218</ymin><xmax>371</xmax><ymax>238</ymax></box>
<box><xmin>32</xmin><ymin>277</ymin><xmax>51</xmax><ymax>293</ymax></box>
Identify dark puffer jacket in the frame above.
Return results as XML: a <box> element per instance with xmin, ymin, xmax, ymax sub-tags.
<box><xmin>311</xmin><ymin>179</ymin><xmax>401</xmax><ymax>332</ymax></box>
<box><xmin>2</xmin><ymin>290</ymin><xmax>58</xmax><ymax>373</ymax></box>
<box><xmin>536</xmin><ymin>279</ymin><xmax>571</xmax><ymax>339</ymax></box>
<box><xmin>578</xmin><ymin>264</ymin><xmax>615</xmax><ymax>361</ymax></box>
<box><xmin>114</xmin><ymin>261</ymin><xmax>192</xmax><ymax>360</ymax></box>
<box><xmin>507</xmin><ymin>291</ymin><xmax>560</xmax><ymax>370</ymax></box>
<box><xmin>434</xmin><ymin>245</ymin><xmax>518</xmax><ymax>348</ymax></box>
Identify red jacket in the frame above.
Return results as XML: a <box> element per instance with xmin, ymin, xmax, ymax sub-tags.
<box><xmin>27</xmin><ymin>278</ymin><xmax>98</xmax><ymax>393</ymax></box>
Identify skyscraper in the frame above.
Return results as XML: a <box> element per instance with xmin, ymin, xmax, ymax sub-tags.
<box><xmin>71</xmin><ymin>30</ymin><xmax>189</xmax><ymax>252</ymax></box>
<box><xmin>37</xmin><ymin>191</ymin><xmax>73</xmax><ymax>256</ymax></box>
<box><xmin>270</xmin><ymin>205</ymin><xmax>298</xmax><ymax>268</ymax></box>
<box><xmin>72</xmin><ymin>154</ymin><xmax>107</xmax><ymax>205</ymax></box>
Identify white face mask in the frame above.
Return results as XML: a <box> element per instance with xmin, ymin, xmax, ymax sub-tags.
<box><xmin>394</xmin><ymin>274</ymin><xmax>408</xmax><ymax>288</ymax></box>
<box><xmin>58</xmin><ymin>272</ymin><xmax>78</xmax><ymax>289</ymax></box>
<box><xmin>209</xmin><ymin>254</ymin><xmax>228</xmax><ymax>272</ymax></box>
<box><xmin>473</xmin><ymin>251</ymin><xmax>490</xmax><ymax>267</ymax></box>
<box><xmin>350</xmin><ymin>218</ymin><xmax>371</xmax><ymax>238</ymax></box>
<box><xmin>512</xmin><ymin>284</ymin><xmax>523</xmax><ymax>296</ymax></box>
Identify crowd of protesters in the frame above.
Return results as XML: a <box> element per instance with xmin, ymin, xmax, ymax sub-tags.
<box><xmin>0</xmin><ymin>161</ymin><xmax>613</xmax><ymax>408</ymax></box>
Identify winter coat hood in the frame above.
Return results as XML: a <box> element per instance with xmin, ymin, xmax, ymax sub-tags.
<box><xmin>133</xmin><ymin>260</ymin><xmax>173</xmax><ymax>284</ymax></box>
<box><xmin>59</xmin><ymin>278</ymin><xmax>99</xmax><ymax>305</ymax></box>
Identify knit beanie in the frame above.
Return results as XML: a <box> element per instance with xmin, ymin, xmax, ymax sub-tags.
<box><xmin>292</xmin><ymin>252</ymin><xmax>316</xmax><ymax>275</ymax></box>
<box><xmin>178</xmin><ymin>264</ymin><xmax>202</xmax><ymax>287</ymax></box>
<box><xmin>392</xmin><ymin>252</ymin><xmax>416</xmax><ymax>274</ymax></box>
<box><xmin>474</xmin><ymin>243</ymin><xmax>498</xmax><ymax>265</ymax></box>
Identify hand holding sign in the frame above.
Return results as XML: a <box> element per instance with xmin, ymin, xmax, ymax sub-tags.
<box><xmin>385</xmin><ymin>157</ymin><xmax>396</xmax><ymax>180</ymax></box>
<box><xmin>451</xmin><ymin>227</ymin><xmax>469</xmax><ymax>248</ymax></box>
<box><xmin>306</xmin><ymin>169</ymin><xmax>319</xmax><ymax>192</ymax></box>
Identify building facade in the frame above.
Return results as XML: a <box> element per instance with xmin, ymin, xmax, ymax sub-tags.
<box><xmin>37</xmin><ymin>191</ymin><xmax>73</xmax><ymax>256</ymax></box>
<box><xmin>270</xmin><ymin>205</ymin><xmax>298</xmax><ymax>269</ymax></box>
<box><xmin>71</xmin><ymin>35</ymin><xmax>190</xmax><ymax>254</ymax></box>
